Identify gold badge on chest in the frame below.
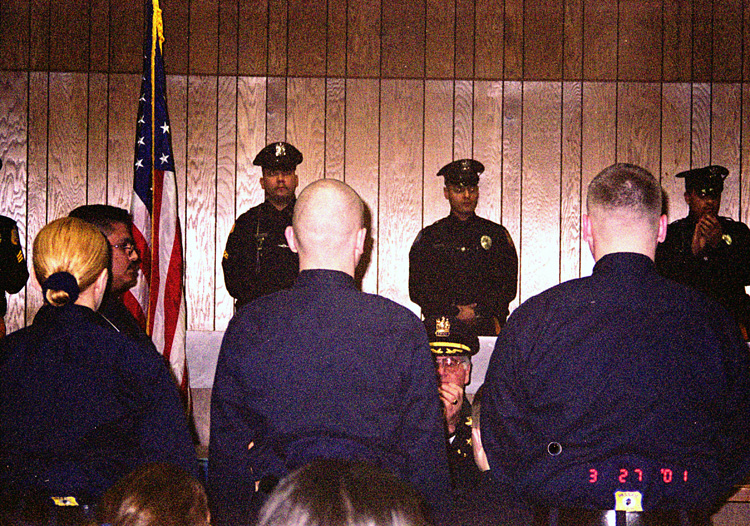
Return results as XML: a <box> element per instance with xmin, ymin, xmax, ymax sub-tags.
<box><xmin>480</xmin><ymin>235</ymin><xmax>492</xmax><ymax>250</ymax></box>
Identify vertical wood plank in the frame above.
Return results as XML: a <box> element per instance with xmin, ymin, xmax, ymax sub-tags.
<box><xmin>0</xmin><ymin>0</ymin><xmax>30</xmax><ymax>70</ymax></box>
<box><xmin>504</xmin><ymin>0</ymin><xmax>524</xmax><ymax>79</ymax></box>
<box><xmin>713</xmin><ymin>0</ymin><xmax>743</xmax><ymax>82</ymax></box>
<box><xmin>167</xmin><ymin>75</ymin><xmax>189</xmax><ymax>270</ymax></box>
<box><xmin>266</xmin><ymin>77</ymin><xmax>287</xmax><ymax>143</ymax></box>
<box><xmin>742</xmin><ymin>85</ymin><xmax>750</xmax><ymax>223</ymax></box>
<box><xmin>455</xmin><ymin>0</ymin><xmax>475</xmax><ymax>79</ymax></box>
<box><xmin>710</xmin><ymin>84</ymin><xmax>741</xmax><ymax>219</ymax></box>
<box><xmin>379</xmin><ymin>79</ymin><xmax>423</xmax><ymax>309</ymax></box>
<box><xmin>524</xmin><ymin>3</ymin><xmax>563</xmax><ymax>80</ymax></box>
<box><xmin>560</xmin><ymin>81</ymin><xmax>582</xmax><ymax>281</ymax></box>
<box><xmin>347</xmin><ymin>1</ymin><xmax>381</xmax><ymax>77</ymax></box>
<box><xmin>616</xmin><ymin>82</ymin><xmax>662</xmax><ymax>177</ymax></box>
<box><xmin>327</xmin><ymin>0</ymin><xmax>348</xmax><ymax>77</ymax></box>
<box><xmin>522</xmin><ymin>82</ymin><xmax>562</xmax><ymax>297</ymax></box>
<box><xmin>189</xmin><ymin>0</ymin><xmax>219</xmax><ymax>74</ymax></box>
<box><xmin>109</xmin><ymin>0</ymin><xmax>142</xmax><ymax>73</ymax></box>
<box><xmin>691</xmin><ymin>83</ymin><xmax>711</xmax><ymax>168</ymax></box>
<box><xmin>218</xmin><ymin>0</ymin><xmax>239</xmax><ymax>75</ymax></box>
<box><xmin>423</xmin><ymin>80</ymin><xmax>454</xmax><ymax>227</ymax></box>
<box><xmin>618</xmin><ymin>0</ymin><xmax>661</xmax><ymax>81</ymax></box>
<box><xmin>49</xmin><ymin>0</ymin><xmax>88</xmax><ymax>71</ymax></box>
<box><xmin>453</xmin><ymin>81</ymin><xmax>473</xmax><ymax>159</ymax></box>
<box><xmin>474</xmin><ymin>81</ymin><xmax>504</xmax><ymax>228</ymax></box>
<box><xmin>475</xmin><ymin>0</ymin><xmax>504</xmax><ymax>79</ymax></box>
<box><xmin>581</xmin><ymin>82</ymin><xmax>617</xmax><ymax>273</ymax></box>
<box><xmin>563</xmin><ymin>0</ymin><xmax>583</xmax><ymax>80</ymax></box>
<box><xmin>583</xmin><ymin>0</ymin><xmax>617</xmax><ymax>80</ymax></box>
<box><xmin>48</xmin><ymin>73</ymin><xmax>87</xmax><ymax>217</ymax></box>
<box><xmin>382</xmin><ymin>0</ymin><xmax>425</xmax><ymax>78</ymax></box>
<box><xmin>288</xmin><ymin>0</ymin><xmax>327</xmax><ymax>76</ymax></box>
<box><xmin>325</xmin><ymin>78</ymin><xmax>346</xmax><ymax>180</ymax></box>
<box><xmin>426</xmin><ymin>0</ymin><xmax>454</xmax><ymax>79</ymax></box>
<box><xmin>215</xmin><ymin>76</ymin><xmax>237</xmax><ymax>329</ymax></box>
<box><xmin>663</xmin><ymin>0</ymin><xmax>692</xmax><ymax>82</ymax></box>
<box><xmin>745</xmin><ymin>2</ymin><xmax>750</xmax><ymax>83</ymax></box>
<box><xmin>186</xmin><ymin>75</ymin><xmax>218</xmax><ymax>331</ymax></box>
<box><xmin>164</xmin><ymin>0</ymin><xmax>190</xmax><ymax>74</ymax></box>
<box><xmin>287</xmin><ymin>77</ymin><xmax>326</xmax><ymax>189</ymax></box>
<box><xmin>29</xmin><ymin>0</ymin><xmax>50</xmax><ymax>71</ymax></box>
<box><xmin>660</xmin><ymin>83</ymin><xmax>691</xmax><ymax>221</ymax></box>
<box><xmin>238</xmin><ymin>0</ymin><xmax>268</xmax><ymax>75</ymax></box>
<box><xmin>86</xmin><ymin>73</ymin><xmax>109</xmax><ymax>204</ymax></box>
<box><xmin>268</xmin><ymin>0</ymin><xmax>288</xmax><ymax>76</ymax></box>
<box><xmin>236</xmin><ymin>77</ymin><xmax>266</xmax><ymax>219</ymax></box>
<box><xmin>344</xmin><ymin>79</ymin><xmax>380</xmax><ymax>293</ymax></box>
<box><xmin>0</xmin><ymin>72</ymin><xmax>29</xmax><ymax>332</ymax></box>
<box><xmin>502</xmin><ymin>81</ymin><xmax>522</xmax><ymax>303</ymax></box>
<box><xmin>89</xmin><ymin>0</ymin><xmax>110</xmax><ymax>71</ymax></box>
<box><xmin>106</xmin><ymin>74</ymin><xmax>139</xmax><ymax>209</ymax></box>
<box><xmin>692</xmin><ymin>0</ymin><xmax>713</xmax><ymax>82</ymax></box>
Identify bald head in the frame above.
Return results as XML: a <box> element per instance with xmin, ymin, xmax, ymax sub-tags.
<box><xmin>584</xmin><ymin>163</ymin><xmax>667</xmax><ymax>261</ymax></box>
<box><xmin>285</xmin><ymin>179</ymin><xmax>367</xmax><ymax>275</ymax></box>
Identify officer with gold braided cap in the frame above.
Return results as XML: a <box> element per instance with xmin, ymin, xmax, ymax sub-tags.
<box><xmin>223</xmin><ymin>142</ymin><xmax>302</xmax><ymax>307</ymax></box>
<box><xmin>0</xmin><ymin>214</ymin><xmax>28</xmax><ymax>338</ymax></box>
<box><xmin>424</xmin><ymin>315</ymin><xmax>482</xmax><ymax>495</ymax></box>
<box><xmin>656</xmin><ymin>165</ymin><xmax>750</xmax><ymax>339</ymax></box>
<box><xmin>410</xmin><ymin>159</ymin><xmax>518</xmax><ymax>335</ymax></box>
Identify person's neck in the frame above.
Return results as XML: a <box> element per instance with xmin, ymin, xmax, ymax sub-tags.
<box><xmin>267</xmin><ymin>196</ymin><xmax>294</xmax><ymax>211</ymax></box>
<box><xmin>450</xmin><ymin>210</ymin><xmax>473</xmax><ymax>221</ymax></box>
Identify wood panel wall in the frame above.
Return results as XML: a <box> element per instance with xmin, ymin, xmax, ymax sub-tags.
<box><xmin>1</xmin><ymin>0</ymin><xmax>750</xmax><ymax>336</ymax></box>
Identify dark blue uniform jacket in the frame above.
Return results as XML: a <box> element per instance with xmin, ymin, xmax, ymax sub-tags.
<box><xmin>482</xmin><ymin>253</ymin><xmax>750</xmax><ymax>513</ymax></box>
<box><xmin>0</xmin><ymin>303</ymin><xmax>197</xmax><ymax>503</ymax></box>
<box><xmin>209</xmin><ymin>269</ymin><xmax>451</xmax><ymax>525</ymax></box>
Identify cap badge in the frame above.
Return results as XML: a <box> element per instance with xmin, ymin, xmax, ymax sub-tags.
<box><xmin>275</xmin><ymin>143</ymin><xmax>286</xmax><ymax>157</ymax></box>
<box><xmin>481</xmin><ymin>235</ymin><xmax>492</xmax><ymax>250</ymax></box>
<box><xmin>722</xmin><ymin>234</ymin><xmax>732</xmax><ymax>246</ymax></box>
<box><xmin>435</xmin><ymin>316</ymin><xmax>451</xmax><ymax>337</ymax></box>
<box><xmin>460</xmin><ymin>159</ymin><xmax>471</xmax><ymax>171</ymax></box>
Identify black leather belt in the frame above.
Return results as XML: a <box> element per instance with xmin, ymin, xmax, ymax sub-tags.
<box><xmin>533</xmin><ymin>507</ymin><xmax>710</xmax><ymax>526</ymax></box>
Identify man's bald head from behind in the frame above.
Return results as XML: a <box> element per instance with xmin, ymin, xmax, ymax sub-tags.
<box><xmin>285</xmin><ymin>179</ymin><xmax>367</xmax><ymax>277</ymax></box>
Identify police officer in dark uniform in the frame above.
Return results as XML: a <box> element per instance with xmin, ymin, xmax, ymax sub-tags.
<box><xmin>424</xmin><ymin>315</ymin><xmax>482</xmax><ymax>495</ymax></box>
<box><xmin>656</xmin><ymin>165</ymin><xmax>750</xmax><ymax>339</ymax></box>
<box><xmin>409</xmin><ymin>159</ymin><xmax>518</xmax><ymax>336</ymax></box>
<box><xmin>222</xmin><ymin>142</ymin><xmax>302</xmax><ymax>308</ymax></box>
<box><xmin>0</xmin><ymin>214</ymin><xmax>28</xmax><ymax>339</ymax></box>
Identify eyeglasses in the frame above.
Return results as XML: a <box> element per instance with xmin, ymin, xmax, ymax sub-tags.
<box><xmin>111</xmin><ymin>241</ymin><xmax>137</xmax><ymax>256</ymax></box>
<box><xmin>434</xmin><ymin>356</ymin><xmax>467</xmax><ymax>370</ymax></box>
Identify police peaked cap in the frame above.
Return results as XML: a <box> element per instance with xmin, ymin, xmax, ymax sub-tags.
<box><xmin>253</xmin><ymin>142</ymin><xmax>303</xmax><ymax>170</ymax></box>
<box><xmin>676</xmin><ymin>165</ymin><xmax>728</xmax><ymax>196</ymax></box>
<box><xmin>437</xmin><ymin>159</ymin><xmax>485</xmax><ymax>187</ymax></box>
<box><xmin>424</xmin><ymin>315</ymin><xmax>479</xmax><ymax>357</ymax></box>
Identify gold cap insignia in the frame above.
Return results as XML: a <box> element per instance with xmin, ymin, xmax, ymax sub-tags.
<box><xmin>460</xmin><ymin>159</ymin><xmax>472</xmax><ymax>171</ymax></box>
<box><xmin>435</xmin><ymin>316</ymin><xmax>450</xmax><ymax>337</ymax></box>
<box><xmin>275</xmin><ymin>143</ymin><xmax>286</xmax><ymax>157</ymax></box>
<box><xmin>480</xmin><ymin>235</ymin><xmax>492</xmax><ymax>250</ymax></box>
<box><xmin>722</xmin><ymin>234</ymin><xmax>732</xmax><ymax>246</ymax></box>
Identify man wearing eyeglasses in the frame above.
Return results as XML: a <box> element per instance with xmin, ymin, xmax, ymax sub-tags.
<box><xmin>655</xmin><ymin>165</ymin><xmax>750</xmax><ymax>339</ymax></box>
<box><xmin>424</xmin><ymin>315</ymin><xmax>482</xmax><ymax>496</ymax></box>
<box><xmin>409</xmin><ymin>159</ymin><xmax>518</xmax><ymax>336</ymax></box>
<box><xmin>69</xmin><ymin>205</ymin><xmax>147</xmax><ymax>344</ymax></box>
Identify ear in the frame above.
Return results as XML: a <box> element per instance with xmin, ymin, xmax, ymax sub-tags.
<box><xmin>683</xmin><ymin>191</ymin><xmax>690</xmax><ymax>205</ymax></box>
<box><xmin>95</xmin><ymin>268</ymin><xmax>109</xmax><ymax>295</ymax></box>
<box><xmin>354</xmin><ymin>227</ymin><xmax>367</xmax><ymax>261</ymax></box>
<box><xmin>657</xmin><ymin>214</ymin><xmax>668</xmax><ymax>243</ymax></box>
<box><xmin>285</xmin><ymin>226</ymin><xmax>298</xmax><ymax>253</ymax></box>
<box><xmin>582</xmin><ymin>213</ymin><xmax>596</xmax><ymax>257</ymax></box>
<box><xmin>464</xmin><ymin>361</ymin><xmax>472</xmax><ymax>386</ymax></box>
<box><xmin>443</xmin><ymin>186</ymin><xmax>450</xmax><ymax>200</ymax></box>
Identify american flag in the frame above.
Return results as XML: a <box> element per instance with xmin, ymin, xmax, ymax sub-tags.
<box><xmin>127</xmin><ymin>0</ymin><xmax>188</xmax><ymax>393</ymax></box>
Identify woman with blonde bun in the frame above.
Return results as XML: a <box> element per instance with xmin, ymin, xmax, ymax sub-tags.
<box><xmin>0</xmin><ymin>217</ymin><xmax>196</xmax><ymax>523</ymax></box>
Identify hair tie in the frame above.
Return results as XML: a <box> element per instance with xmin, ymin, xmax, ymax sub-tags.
<box><xmin>42</xmin><ymin>272</ymin><xmax>80</xmax><ymax>304</ymax></box>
